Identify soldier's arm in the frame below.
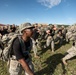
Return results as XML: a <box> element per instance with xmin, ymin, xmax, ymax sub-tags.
<box><xmin>18</xmin><ymin>58</ymin><xmax>34</xmax><ymax>75</ymax></box>
<box><xmin>13</xmin><ymin>38</ymin><xmax>35</xmax><ymax>75</ymax></box>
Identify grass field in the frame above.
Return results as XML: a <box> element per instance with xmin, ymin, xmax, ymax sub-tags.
<box><xmin>0</xmin><ymin>41</ymin><xmax>76</xmax><ymax>75</ymax></box>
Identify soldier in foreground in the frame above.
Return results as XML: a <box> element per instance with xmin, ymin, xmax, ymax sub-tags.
<box><xmin>8</xmin><ymin>23</ymin><xmax>35</xmax><ymax>75</ymax></box>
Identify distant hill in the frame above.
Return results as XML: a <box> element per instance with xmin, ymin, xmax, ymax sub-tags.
<box><xmin>49</xmin><ymin>24</ymin><xmax>70</xmax><ymax>27</ymax></box>
<box><xmin>57</xmin><ymin>25</ymin><xmax>70</xmax><ymax>27</ymax></box>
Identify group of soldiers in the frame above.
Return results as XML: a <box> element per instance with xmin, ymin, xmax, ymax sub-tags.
<box><xmin>0</xmin><ymin>24</ymin><xmax>16</xmax><ymax>38</ymax></box>
<box><xmin>0</xmin><ymin>23</ymin><xmax>76</xmax><ymax>75</ymax></box>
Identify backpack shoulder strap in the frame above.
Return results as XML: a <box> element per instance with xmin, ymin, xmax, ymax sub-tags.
<box><xmin>18</xmin><ymin>36</ymin><xmax>32</xmax><ymax>53</ymax></box>
<box><xmin>18</xmin><ymin>36</ymin><xmax>26</xmax><ymax>52</ymax></box>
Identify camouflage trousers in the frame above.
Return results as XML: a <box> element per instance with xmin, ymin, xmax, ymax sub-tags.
<box><xmin>59</xmin><ymin>37</ymin><xmax>63</xmax><ymax>46</ymax></box>
<box><xmin>9</xmin><ymin>58</ymin><xmax>34</xmax><ymax>75</ymax></box>
<box><xmin>46</xmin><ymin>36</ymin><xmax>54</xmax><ymax>52</ymax></box>
<box><xmin>32</xmin><ymin>39</ymin><xmax>39</xmax><ymax>56</ymax></box>
<box><xmin>63</xmin><ymin>46</ymin><xmax>76</xmax><ymax>60</ymax></box>
<box><xmin>66</xmin><ymin>32</ymin><xmax>72</xmax><ymax>42</ymax></box>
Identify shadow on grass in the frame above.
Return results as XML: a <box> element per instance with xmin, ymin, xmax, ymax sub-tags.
<box><xmin>54</xmin><ymin>40</ymin><xmax>68</xmax><ymax>51</ymax></box>
<box><xmin>40</xmin><ymin>40</ymin><xmax>69</xmax><ymax>55</ymax></box>
<box><xmin>35</xmin><ymin>53</ymin><xmax>67</xmax><ymax>75</ymax></box>
<box><xmin>39</xmin><ymin>41</ymin><xmax>50</xmax><ymax>55</ymax></box>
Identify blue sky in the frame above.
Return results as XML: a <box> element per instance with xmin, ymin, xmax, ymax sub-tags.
<box><xmin>0</xmin><ymin>0</ymin><xmax>76</xmax><ymax>25</ymax></box>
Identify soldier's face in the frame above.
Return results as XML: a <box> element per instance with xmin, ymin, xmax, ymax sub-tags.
<box><xmin>59</xmin><ymin>32</ymin><xmax>62</xmax><ymax>35</ymax></box>
<box><xmin>46</xmin><ymin>30</ymin><xmax>50</xmax><ymax>34</ymax></box>
<box><xmin>24</xmin><ymin>28</ymin><xmax>33</xmax><ymax>37</ymax></box>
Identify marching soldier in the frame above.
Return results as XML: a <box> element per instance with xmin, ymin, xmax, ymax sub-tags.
<box><xmin>8</xmin><ymin>23</ymin><xmax>35</xmax><ymax>75</ymax></box>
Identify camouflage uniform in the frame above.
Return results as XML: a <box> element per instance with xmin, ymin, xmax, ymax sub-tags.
<box><xmin>7</xmin><ymin>23</ymin><xmax>34</xmax><ymax>75</ymax></box>
<box><xmin>54</xmin><ymin>29</ymin><xmax>64</xmax><ymax>46</ymax></box>
<box><xmin>40</xmin><ymin>28</ymin><xmax>46</xmax><ymax>40</ymax></box>
<box><xmin>66</xmin><ymin>31</ymin><xmax>72</xmax><ymax>42</ymax></box>
<box><xmin>66</xmin><ymin>25</ymin><xmax>76</xmax><ymax>42</ymax></box>
<box><xmin>63</xmin><ymin>46</ymin><xmax>76</xmax><ymax>60</ymax></box>
<box><xmin>62</xmin><ymin>27</ymin><xmax>67</xmax><ymax>40</ymax></box>
<box><xmin>46</xmin><ymin>35</ymin><xmax>54</xmax><ymax>52</ymax></box>
<box><xmin>44</xmin><ymin>28</ymin><xmax>55</xmax><ymax>52</ymax></box>
<box><xmin>62</xmin><ymin>36</ymin><xmax>76</xmax><ymax>65</ymax></box>
<box><xmin>31</xmin><ymin>38</ymin><xmax>38</xmax><ymax>57</ymax></box>
<box><xmin>9</xmin><ymin>56</ymin><xmax>34</xmax><ymax>75</ymax></box>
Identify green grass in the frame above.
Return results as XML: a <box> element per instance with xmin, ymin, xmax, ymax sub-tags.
<box><xmin>0</xmin><ymin>60</ymin><xmax>9</xmax><ymax>75</ymax></box>
<box><xmin>0</xmin><ymin>41</ymin><xmax>76</xmax><ymax>75</ymax></box>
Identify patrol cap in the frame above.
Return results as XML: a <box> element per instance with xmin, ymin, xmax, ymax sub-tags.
<box><xmin>19</xmin><ymin>23</ymin><xmax>34</xmax><ymax>33</ymax></box>
<box><xmin>61</xmin><ymin>25</ymin><xmax>64</xmax><ymax>28</ymax></box>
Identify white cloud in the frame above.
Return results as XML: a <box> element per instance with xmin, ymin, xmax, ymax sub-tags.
<box><xmin>37</xmin><ymin>0</ymin><xmax>62</xmax><ymax>8</ymax></box>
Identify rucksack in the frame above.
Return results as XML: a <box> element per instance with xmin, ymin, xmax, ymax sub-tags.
<box><xmin>2</xmin><ymin>33</ymin><xmax>32</xmax><ymax>61</ymax></box>
<box><xmin>2</xmin><ymin>33</ymin><xmax>21</xmax><ymax>61</ymax></box>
